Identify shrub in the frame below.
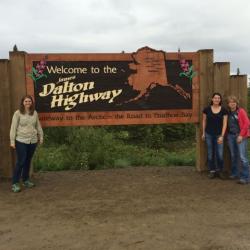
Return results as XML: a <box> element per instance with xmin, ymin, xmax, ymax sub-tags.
<box><xmin>34</xmin><ymin>126</ymin><xmax>196</xmax><ymax>171</ymax></box>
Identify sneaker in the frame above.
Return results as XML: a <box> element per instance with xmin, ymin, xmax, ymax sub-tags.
<box><xmin>208</xmin><ymin>172</ymin><xmax>216</xmax><ymax>179</ymax></box>
<box><xmin>12</xmin><ymin>183</ymin><xmax>21</xmax><ymax>193</ymax></box>
<box><xmin>23</xmin><ymin>180</ymin><xmax>35</xmax><ymax>188</ymax></box>
<box><xmin>237</xmin><ymin>179</ymin><xmax>248</xmax><ymax>185</ymax></box>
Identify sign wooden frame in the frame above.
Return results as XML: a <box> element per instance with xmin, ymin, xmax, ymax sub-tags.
<box><xmin>25</xmin><ymin>47</ymin><xmax>199</xmax><ymax>127</ymax></box>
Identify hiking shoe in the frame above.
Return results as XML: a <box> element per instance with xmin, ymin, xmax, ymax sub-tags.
<box><xmin>12</xmin><ymin>183</ymin><xmax>21</xmax><ymax>193</ymax></box>
<box><xmin>237</xmin><ymin>179</ymin><xmax>248</xmax><ymax>185</ymax></box>
<box><xmin>208</xmin><ymin>172</ymin><xmax>216</xmax><ymax>179</ymax></box>
<box><xmin>23</xmin><ymin>180</ymin><xmax>35</xmax><ymax>188</ymax></box>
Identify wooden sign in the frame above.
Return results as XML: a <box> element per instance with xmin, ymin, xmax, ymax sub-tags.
<box><xmin>25</xmin><ymin>47</ymin><xmax>199</xmax><ymax>126</ymax></box>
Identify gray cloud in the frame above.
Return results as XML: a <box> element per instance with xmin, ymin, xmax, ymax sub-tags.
<box><xmin>0</xmin><ymin>0</ymin><xmax>249</xmax><ymax>74</ymax></box>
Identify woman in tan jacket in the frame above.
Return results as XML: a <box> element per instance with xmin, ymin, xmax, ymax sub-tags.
<box><xmin>10</xmin><ymin>95</ymin><xmax>43</xmax><ymax>192</ymax></box>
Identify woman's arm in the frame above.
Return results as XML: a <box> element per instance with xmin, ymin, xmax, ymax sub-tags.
<box><xmin>36</xmin><ymin>112</ymin><xmax>44</xmax><ymax>144</ymax></box>
<box><xmin>238</xmin><ymin>108</ymin><xmax>249</xmax><ymax>137</ymax></box>
<box><xmin>9</xmin><ymin>111</ymin><xmax>19</xmax><ymax>148</ymax></box>
<box><xmin>221</xmin><ymin>115</ymin><xmax>228</xmax><ymax>137</ymax></box>
<box><xmin>202</xmin><ymin>113</ymin><xmax>207</xmax><ymax>140</ymax></box>
<box><xmin>217</xmin><ymin>115</ymin><xmax>227</xmax><ymax>144</ymax></box>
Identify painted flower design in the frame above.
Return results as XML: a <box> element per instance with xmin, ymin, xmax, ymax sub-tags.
<box><xmin>35</xmin><ymin>60</ymin><xmax>46</xmax><ymax>75</ymax></box>
<box><xmin>28</xmin><ymin>60</ymin><xmax>47</xmax><ymax>83</ymax></box>
<box><xmin>179</xmin><ymin>59</ymin><xmax>196</xmax><ymax>83</ymax></box>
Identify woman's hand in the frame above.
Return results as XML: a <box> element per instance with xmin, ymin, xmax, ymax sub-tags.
<box><xmin>237</xmin><ymin>135</ymin><xmax>243</xmax><ymax>143</ymax></box>
<box><xmin>38</xmin><ymin>138</ymin><xmax>43</xmax><ymax>145</ymax></box>
<box><xmin>201</xmin><ymin>134</ymin><xmax>205</xmax><ymax>141</ymax></box>
<box><xmin>217</xmin><ymin>136</ymin><xmax>224</xmax><ymax>144</ymax></box>
<box><xmin>10</xmin><ymin>144</ymin><xmax>15</xmax><ymax>149</ymax></box>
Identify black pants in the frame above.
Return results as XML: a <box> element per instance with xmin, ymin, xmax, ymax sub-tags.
<box><xmin>12</xmin><ymin>140</ymin><xmax>37</xmax><ymax>184</ymax></box>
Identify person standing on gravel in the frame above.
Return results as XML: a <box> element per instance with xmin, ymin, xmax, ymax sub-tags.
<box><xmin>227</xmin><ymin>95</ymin><xmax>249</xmax><ymax>184</ymax></box>
<box><xmin>10</xmin><ymin>95</ymin><xmax>43</xmax><ymax>193</ymax></box>
<box><xmin>202</xmin><ymin>93</ymin><xmax>228</xmax><ymax>179</ymax></box>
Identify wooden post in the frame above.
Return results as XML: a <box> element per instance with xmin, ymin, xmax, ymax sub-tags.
<box><xmin>213</xmin><ymin>62</ymin><xmax>230</xmax><ymax>102</ymax></box>
<box><xmin>213</xmin><ymin>62</ymin><xmax>231</xmax><ymax>173</ymax></box>
<box><xmin>229</xmin><ymin>75</ymin><xmax>248</xmax><ymax>108</ymax></box>
<box><xmin>9</xmin><ymin>51</ymin><xmax>27</xmax><ymax>177</ymax></box>
<box><xmin>0</xmin><ymin>60</ymin><xmax>13</xmax><ymax>177</ymax></box>
<box><xmin>9</xmin><ymin>51</ymin><xmax>27</xmax><ymax>112</ymax></box>
<box><xmin>0</xmin><ymin>52</ymin><xmax>27</xmax><ymax>178</ymax></box>
<box><xmin>196</xmin><ymin>50</ymin><xmax>214</xmax><ymax>171</ymax></box>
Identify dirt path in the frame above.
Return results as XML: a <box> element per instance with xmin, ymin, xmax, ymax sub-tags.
<box><xmin>1</xmin><ymin>167</ymin><xmax>250</xmax><ymax>250</ymax></box>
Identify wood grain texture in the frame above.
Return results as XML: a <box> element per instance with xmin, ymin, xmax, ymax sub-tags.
<box><xmin>0</xmin><ymin>60</ymin><xmax>13</xmax><ymax>177</ymax></box>
<box><xmin>196</xmin><ymin>50</ymin><xmax>214</xmax><ymax>172</ymax></box>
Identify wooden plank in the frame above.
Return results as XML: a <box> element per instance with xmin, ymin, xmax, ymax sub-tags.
<box><xmin>0</xmin><ymin>60</ymin><xmax>13</xmax><ymax>177</ymax></box>
<box><xmin>229</xmin><ymin>75</ymin><xmax>239</xmax><ymax>97</ymax></box>
<box><xmin>229</xmin><ymin>75</ymin><xmax>247</xmax><ymax>108</ymax></box>
<box><xmin>213</xmin><ymin>62</ymin><xmax>231</xmax><ymax>173</ymax></box>
<box><xmin>196</xmin><ymin>50</ymin><xmax>214</xmax><ymax>172</ymax></box>
<box><xmin>37</xmin><ymin>110</ymin><xmax>197</xmax><ymax>127</ymax></box>
<box><xmin>213</xmin><ymin>62</ymin><xmax>230</xmax><ymax>104</ymax></box>
<box><xmin>9</xmin><ymin>51</ymin><xmax>27</xmax><ymax>112</ymax></box>
<box><xmin>8</xmin><ymin>52</ymin><xmax>27</xmax><ymax>178</ymax></box>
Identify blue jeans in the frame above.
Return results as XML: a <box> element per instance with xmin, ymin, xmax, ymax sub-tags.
<box><xmin>205</xmin><ymin>133</ymin><xmax>224</xmax><ymax>172</ymax></box>
<box><xmin>12</xmin><ymin>140</ymin><xmax>37</xmax><ymax>184</ymax></box>
<box><xmin>227</xmin><ymin>134</ymin><xmax>249</xmax><ymax>182</ymax></box>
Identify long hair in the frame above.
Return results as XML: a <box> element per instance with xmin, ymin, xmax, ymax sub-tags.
<box><xmin>210</xmin><ymin>92</ymin><xmax>222</xmax><ymax>106</ymax></box>
<box><xmin>19</xmin><ymin>95</ymin><xmax>35</xmax><ymax>115</ymax></box>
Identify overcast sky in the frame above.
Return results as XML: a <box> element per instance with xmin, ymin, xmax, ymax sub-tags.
<box><xmin>1</xmin><ymin>0</ymin><xmax>250</xmax><ymax>74</ymax></box>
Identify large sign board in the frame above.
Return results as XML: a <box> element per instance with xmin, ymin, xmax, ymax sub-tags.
<box><xmin>25</xmin><ymin>47</ymin><xmax>199</xmax><ymax>126</ymax></box>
